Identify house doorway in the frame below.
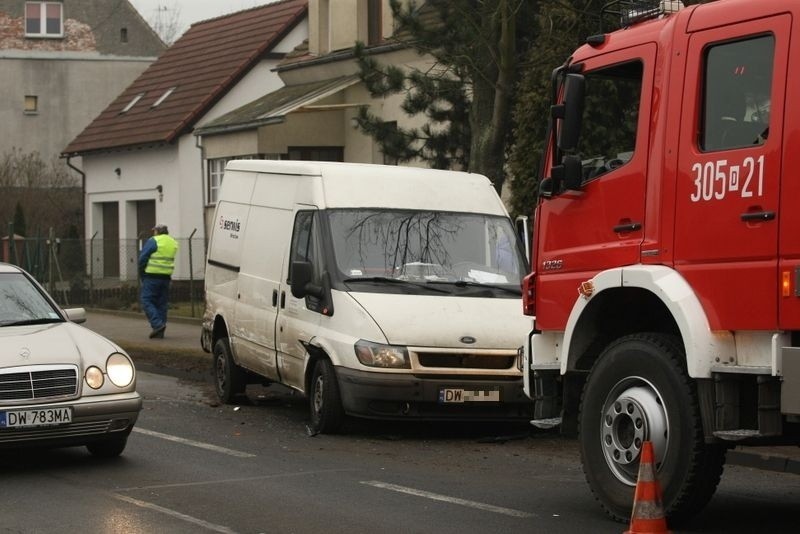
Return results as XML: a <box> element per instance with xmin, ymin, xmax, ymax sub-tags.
<box><xmin>136</xmin><ymin>200</ymin><xmax>156</xmax><ymax>241</ymax></box>
<box><xmin>101</xmin><ymin>202</ymin><xmax>120</xmax><ymax>277</ymax></box>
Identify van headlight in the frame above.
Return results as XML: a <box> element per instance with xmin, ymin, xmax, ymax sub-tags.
<box><xmin>354</xmin><ymin>340</ymin><xmax>410</xmax><ymax>369</ymax></box>
<box><xmin>106</xmin><ymin>352</ymin><xmax>134</xmax><ymax>387</ymax></box>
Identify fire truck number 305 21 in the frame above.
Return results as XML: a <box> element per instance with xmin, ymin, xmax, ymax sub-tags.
<box><xmin>690</xmin><ymin>155</ymin><xmax>765</xmax><ymax>202</ymax></box>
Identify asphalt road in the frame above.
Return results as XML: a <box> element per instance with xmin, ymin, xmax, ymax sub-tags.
<box><xmin>2</xmin><ymin>370</ymin><xmax>799</xmax><ymax>534</ymax></box>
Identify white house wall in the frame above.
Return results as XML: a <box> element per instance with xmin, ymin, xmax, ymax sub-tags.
<box><xmin>83</xmin><ymin>143</ymin><xmax>205</xmax><ymax>281</ymax></box>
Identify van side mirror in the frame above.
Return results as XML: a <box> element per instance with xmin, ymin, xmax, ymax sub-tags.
<box><xmin>514</xmin><ymin>215</ymin><xmax>530</xmax><ymax>261</ymax></box>
<box><xmin>554</xmin><ymin>73</ymin><xmax>585</xmax><ymax>152</ymax></box>
<box><xmin>290</xmin><ymin>261</ymin><xmax>324</xmax><ymax>299</ymax></box>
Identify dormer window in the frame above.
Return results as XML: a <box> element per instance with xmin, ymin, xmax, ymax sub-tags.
<box><xmin>25</xmin><ymin>2</ymin><xmax>63</xmax><ymax>38</ymax></box>
<box><xmin>120</xmin><ymin>93</ymin><xmax>144</xmax><ymax>114</ymax></box>
<box><xmin>152</xmin><ymin>87</ymin><xmax>177</xmax><ymax>108</ymax></box>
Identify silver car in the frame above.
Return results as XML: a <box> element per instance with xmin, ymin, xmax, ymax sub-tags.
<box><xmin>0</xmin><ymin>263</ymin><xmax>141</xmax><ymax>456</ymax></box>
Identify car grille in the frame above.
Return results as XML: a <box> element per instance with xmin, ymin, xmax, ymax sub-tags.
<box><xmin>417</xmin><ymin>353</ymin><xmax>516</xmax><ymax>370</ymax></box>
<box><xmin>0</xmin><ymin>366</ymin><xmax>79</xmax><ymax>402</ymax></box>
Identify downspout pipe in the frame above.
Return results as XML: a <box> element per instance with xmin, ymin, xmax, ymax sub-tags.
<box><xmin>65</xmin><ymin>155</ymin><xmax>86</xmax><ymax>229</ymax></box>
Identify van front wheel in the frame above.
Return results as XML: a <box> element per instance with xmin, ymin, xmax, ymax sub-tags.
<box><xmin>213</xmin><ymin>338</ymin><xmax>246</xmax><ymax>403</ymax></box>
<box><xmin>309</xmin><ymin>358</ymin><xmax>344</xmax><ymax>434</ymax></box>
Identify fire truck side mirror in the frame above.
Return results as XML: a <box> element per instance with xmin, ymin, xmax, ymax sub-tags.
<box><xmin>556</xmin><ymin>73</ymin><xmax>585</xmax><ymax>152</ymax></box>
<box><xmin>546</xmin><ymin>155</ymin><xmax>583</xmax><ymax>197</ymax></box>
<box><xmin>562</xmin><ymin>155</ymin><xmax>583</xmax><ymax>191</ymax></box>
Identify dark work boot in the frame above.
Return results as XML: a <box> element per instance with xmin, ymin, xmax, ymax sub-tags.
<box><xmin>149</xmin><ymin>324</ymin><xmax>166</xmax><ymax>339</ymax></box>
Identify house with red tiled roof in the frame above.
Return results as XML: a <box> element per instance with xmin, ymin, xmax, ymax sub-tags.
<box><xmin>194</xmin><ymin>0</ymin><xmax>436</xmax><ymax>209</ymax></box>
<box><xmin>62</xmin><ymin>0</ymin><xmax>308</xmax><ymax>281</ymax></box>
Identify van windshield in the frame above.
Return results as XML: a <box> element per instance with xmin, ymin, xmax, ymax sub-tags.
<box><xmin>327</xmin><ymin>209</ymin><xmax>525</xmax><ymax>295</ymax></box>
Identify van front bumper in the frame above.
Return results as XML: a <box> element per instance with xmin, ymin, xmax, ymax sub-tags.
<box><xmin>335</xmin><ymin>367</ymin><xmax>533</xmax><ymax>421</ymax></box>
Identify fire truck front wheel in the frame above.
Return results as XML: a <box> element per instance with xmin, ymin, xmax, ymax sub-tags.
<box><xmin>578</xmin><ymin>333</ymin><xmax>725</xmax><ymax>523</ymax></box>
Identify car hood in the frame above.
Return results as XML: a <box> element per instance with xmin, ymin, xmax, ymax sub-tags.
<box><xmin>348</xmin><ymin>292</ymin><xmax>531</xmax><ymax>349</ymax></box>
<box><xmin>0</xmin><ymin>322</ymin><xmax>121</xmax><ymax>369</ymax></box>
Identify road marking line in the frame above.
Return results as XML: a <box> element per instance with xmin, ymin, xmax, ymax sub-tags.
<box><xmin>133</xmin><ymin>427</ymin><xmax>255</xmax><ymax>458</ymax></box>
<box><xmin>113</xmin><ymin>494</ymin><xmax>238</xmax><ymax>533</ymax></box>
<box><xmin>117</xmin><ymin>468</ymin><xmax>358</xmax><ymax>492</ymax></box>
<box><xmin>360</xmin><ymin>481</ymin><xmax>534</xmax><ymax>518</ymax></box>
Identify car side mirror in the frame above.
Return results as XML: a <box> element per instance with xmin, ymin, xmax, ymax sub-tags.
<box><xmin>290</xmin><ymin>261</ymin><xmax>324</xmax><ymax>299</ymax></box>
<box><xmin>63</xmin><ymin>307</ymin><xmax>87</xmax><ymax>324</ymax></box>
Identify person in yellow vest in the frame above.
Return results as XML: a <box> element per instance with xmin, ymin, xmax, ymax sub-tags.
<box><xmin>138</xmin><ymin>224</ymin><xmax>179</xmax><ymax>338</ymax></box>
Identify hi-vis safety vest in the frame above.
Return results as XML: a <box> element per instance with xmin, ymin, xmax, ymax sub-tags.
<box><xmin>145</xmin><ymin>234</ymin><xmax>178</xmax><ymax>276</ymax></box>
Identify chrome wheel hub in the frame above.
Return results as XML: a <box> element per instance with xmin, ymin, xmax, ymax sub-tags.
<box><xmin>601</xmin><ymin>379</ymin><xmax>668</xmax><ymax>486</ymax></box>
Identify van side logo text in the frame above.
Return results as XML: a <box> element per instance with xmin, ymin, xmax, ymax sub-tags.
<box><xmin>219</xmin><ymin>216</ymin><xmax>241</xmax><ymax>239</ymax></box>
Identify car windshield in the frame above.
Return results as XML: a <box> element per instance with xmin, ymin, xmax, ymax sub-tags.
<box><xmin>327</xmin><ymin>209</ymin><xmax>526</xmax><ymax>288</ymax></box>
<box><xmin>0</xmin><ymin>272</ymin><xmax>61</xmax><ymax>326</ymax></box>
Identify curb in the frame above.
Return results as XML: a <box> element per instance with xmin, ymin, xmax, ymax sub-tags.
<box><xmin>86</xmin><ymin>307</ymin><xmax>202</xmax><ymax>325</ymax></box>
<box><xmin>727</xmin><ymin>447</ymin><xmax>800</xmax><ymax>475</ymax></box>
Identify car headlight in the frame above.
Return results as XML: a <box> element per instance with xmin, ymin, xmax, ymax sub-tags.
<box><xmin>354</xmin><ymin>340</ymin><xmax>410</xmax><ymax>369</ymax></box>
<box><xmin>85</xmin><ymin>366</ymin><xmax>104</xmax><ymax>389</ymax></box>
<box><xmin>107</xmin><ymin>352</ymin><xmax>134</xmax><ymax>387</ymax></box>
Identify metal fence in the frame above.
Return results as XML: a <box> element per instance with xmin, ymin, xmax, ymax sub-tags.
<box><xmin>1</xmin><ymin>236</ymin><xmax>206</xmax><ymax>312</ymax></box>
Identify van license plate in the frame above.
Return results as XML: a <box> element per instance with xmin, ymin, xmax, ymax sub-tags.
<box><xmin>0</xmin><ymin>407</ymin><xmax>72</xmax><ymax>429</ymax></box>
<box><xmin>439</xmin><ymin>388</ymin><xmax>500</xmax><ymax>403</ymax></box>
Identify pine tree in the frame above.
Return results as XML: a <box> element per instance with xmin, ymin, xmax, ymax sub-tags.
<box><xmin>355</xmin><ymin>0</ymin><xmax>537</xmax><ymax>193</ymax></box>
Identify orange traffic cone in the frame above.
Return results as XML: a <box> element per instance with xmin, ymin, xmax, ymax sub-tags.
<box><xmin>624</xmin><ymin>441</ymin><xmax>670</xmax><ymax>534</ymax></box>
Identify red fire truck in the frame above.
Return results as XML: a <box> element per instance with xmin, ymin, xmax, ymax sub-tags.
<box><xmin>522</xmin><ymin>0</ymin><xmax>800</xmax><ymax>523</ymax></box>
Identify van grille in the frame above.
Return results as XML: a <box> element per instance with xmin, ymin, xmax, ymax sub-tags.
<box><xmin>0</xmin><ymin>366</ymin><xmax>78</xmax><ymax>401</ymax></box>
<box><xmin>417</xmin><ymin>353</ymin><xmax>516</xmax><ymax>370</ymax></box>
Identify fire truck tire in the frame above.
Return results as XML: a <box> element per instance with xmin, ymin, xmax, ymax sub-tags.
<box><xmin>578</xmin><ymin>332</ymin><xmax>725</xmax><ymax>523</ymax></box>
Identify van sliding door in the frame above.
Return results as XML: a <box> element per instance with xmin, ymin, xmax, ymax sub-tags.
<box><xmin>234</xmin><ymin>203</ymin><xmax>292</xmax><ymax>381</ymax></box>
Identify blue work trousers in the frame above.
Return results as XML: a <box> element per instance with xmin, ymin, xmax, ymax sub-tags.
<box><xmin>140</xmin><ymin>276</ymin><xmax>170</xmax><ymax>329</ymax></box>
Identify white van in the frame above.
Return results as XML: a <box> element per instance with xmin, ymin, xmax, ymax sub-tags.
<box><xmin>201</xmin><ymin>160</ymin><xmax>532</xmax><ymax>433</ymax></box>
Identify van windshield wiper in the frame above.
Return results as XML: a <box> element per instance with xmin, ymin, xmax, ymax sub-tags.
<box><xmin>1</xmin><ymin>317</ymin><xmax>63</xmax><ymax>327</ymax></box>
<box><xmin>343</xmin><ymin>277</ymin><xmax>451</xmax><ymax>294</ymax></box>
<box><xmin>429</xmin><ymin>280</ymin><xmax>522</xmax><ymax>295</ymax></box>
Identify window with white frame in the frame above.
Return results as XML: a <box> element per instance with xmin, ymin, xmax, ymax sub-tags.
<box><xmin>25</xmin><ymin>2</ymin><xmax>63</xmax><ymax>38</ymax></box>
<box><xmin>208</xmin><ymin>158</ymin><xmax>226</xmax><ymax>205</ymax></box>
<box><xmin>207</xmin><ymin>155</ymin><xmax>267</xmax><ymax>204</ymax></box>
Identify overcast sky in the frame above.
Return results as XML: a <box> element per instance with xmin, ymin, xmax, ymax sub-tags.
<box><xmin>129</xmin><ymin>0</ymin><xmax>273</xmax><ymax>40</ymax></box>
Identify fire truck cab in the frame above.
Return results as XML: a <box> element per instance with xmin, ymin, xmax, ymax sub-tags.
<box><xmin>523</xmin><ymin>0</ymin><xmax>800</xmax><ymax>523</ymax></box>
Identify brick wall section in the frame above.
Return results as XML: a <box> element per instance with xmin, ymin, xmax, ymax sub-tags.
<box><xmin>0</xmin><ymin>14</ymin><xmax>97</xmax><ymax>52</ymax></box>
